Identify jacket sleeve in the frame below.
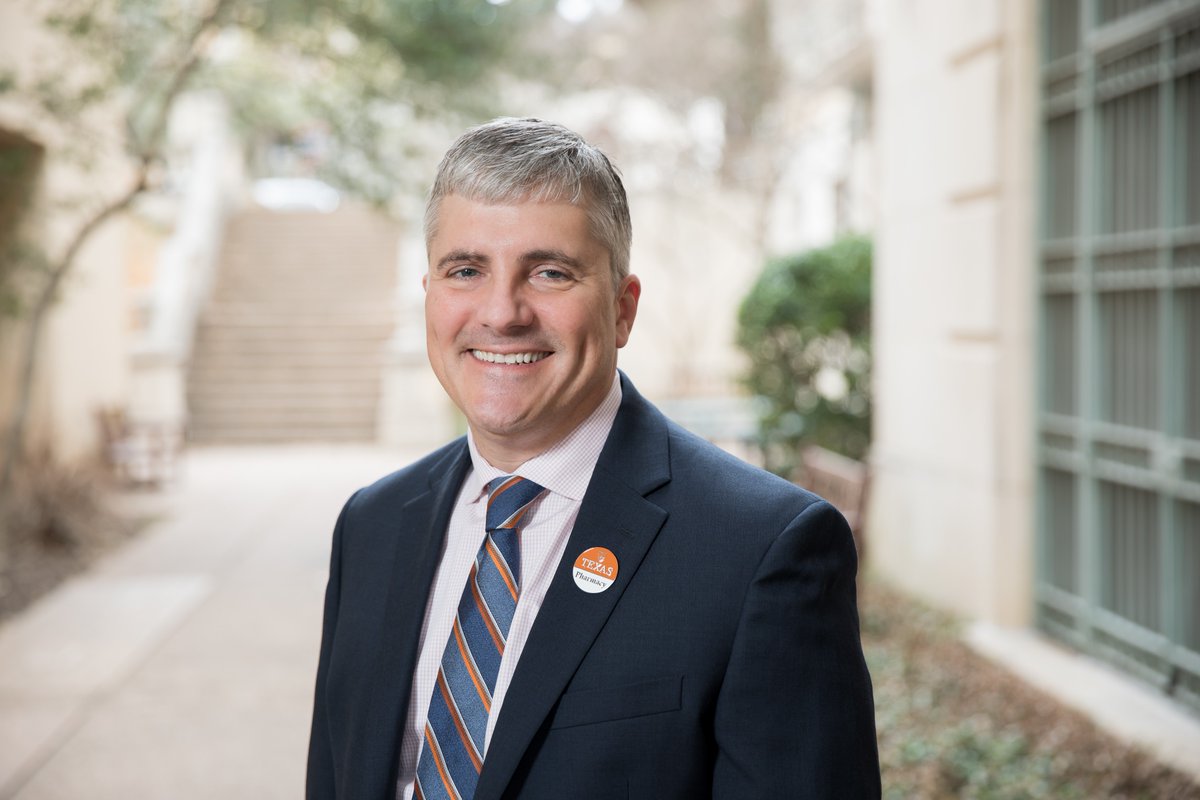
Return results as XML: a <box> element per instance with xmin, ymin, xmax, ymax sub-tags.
<box><xmin>306</xmin><ymin>490</ymin><xmax>359</xmax><ymax>800</ymax></box>
<box><xmin>712</xmin><ymin>499</ymin><xmax>881</xmax><ymax>798</ymax></box>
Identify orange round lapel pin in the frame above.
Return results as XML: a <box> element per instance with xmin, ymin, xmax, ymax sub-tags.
<box><xmin>572</xmin><ymin>546</ymin><xmax>618</xmax><ymax>593</ymax></box>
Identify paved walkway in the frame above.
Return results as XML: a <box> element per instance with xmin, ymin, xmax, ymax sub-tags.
<box><xmin>968</xmin><ymin>621</ymin><xmax>1200</xmax><ymax>781</ymax></box>
<box><xmin>0</xmin><ymin>446</ymin><xmax>416</xmax><ymax>800</ymax></box>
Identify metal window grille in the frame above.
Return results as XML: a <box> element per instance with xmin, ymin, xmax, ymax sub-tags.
<box><xmin>1038</xmin><ymin>0</ymin><xmax>1200</xmax><ymax>712</ymax></box>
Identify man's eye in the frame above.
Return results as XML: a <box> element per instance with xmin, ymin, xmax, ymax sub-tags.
<box><xmin>450</xmin><ymin>266</ymin><xmax>480</xmax><ymax>279</ymax></box>
<box><xmin>536</xmin><ymin>268</ymin><xmax>570</xmax><ymax>280</ymax></box>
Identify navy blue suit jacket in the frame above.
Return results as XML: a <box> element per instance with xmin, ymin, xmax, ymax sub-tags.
<box><xmin>307</xmin><ymin>375</ymin><xmax>880</xmax><ymax>799</ymax></box>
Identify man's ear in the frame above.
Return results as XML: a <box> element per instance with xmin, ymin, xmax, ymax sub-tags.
<box><xmin>422</xmin><ymin>272</ymin><xmax>429</xmax><ymax>291</ymax></box>
<box><xmin>614</xmin><ymin>274</ymin><xmax>641</xmax><ymax>349</ymax></box>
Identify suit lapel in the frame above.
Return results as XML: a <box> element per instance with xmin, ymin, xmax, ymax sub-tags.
<box><xmin>475</xmin><ymin>377</ymin><xmax>671</xmax><ymax>800</ymax></box>
<box><xmin>358</xmin><ymin>440</ymin><xmax>470</xmax><ymax>799</ymax></box>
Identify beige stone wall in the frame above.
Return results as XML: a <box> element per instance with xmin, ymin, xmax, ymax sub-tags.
<box><xmin>0</xmin><ymin>2</ymin><xmax>135</xmax><ymax>463</ymax></box>
<box><xmin>867</xmin><ymin>0</ymin><xmax>1038</xmax><ymax>625</ymax></box>
<box><xmin>620</xmin><ymin>186</ymin><xmax>761</xmax><ymax>403</ymax></box>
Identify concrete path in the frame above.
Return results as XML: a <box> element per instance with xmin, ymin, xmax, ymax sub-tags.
<box><xmin>968</xmin><ymin>621</ymin><xmax>1200</xmax><ymax>782</ymax></box>
<box><xmin>0</xmin><ymin>445</ymin><xmax>416</xmax><ymax>800</ymax></box>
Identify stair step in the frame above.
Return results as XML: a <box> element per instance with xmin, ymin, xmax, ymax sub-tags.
<box><xmin>212</xmin><ymin>278</ymin><xmax>396</xmax><ymax>292</ymax></box>
<box><xmin>189</xmin><ymin>415</ymin><xmax>377</xmax><ymax>433</ymax></box>
<box><xmin>188</xmin><ymin>393</ymin><xmax>379</xmax><ymax>406</ymax></box>
<box><xmin>195</xmin><ymin>326</ymin><xmax>393</xmax><ymax>340</ymax></box>
<box><xmin>192</xmin><ymin>340</ymin><xmax>391</xmax><ymax>358</ymax></box>
<box><xmin>191</xmin><ymin>347</ymin><xmax>389</xmax><ymax>363</ymax></box>
<box><xmin>199</xmin><ymin>305</ymin><xmax>393</xmax><ymax>315</ymax></box>
<box><xmin>189</xmin><ymin>205</ymin><xmax>398</xmax><ymax>442</ymax></box>
<box><xmin>188</xmin><ymin>352</ymin><xmax>384</xmax><ymax>371</ymax></box>
<box><xmin>188</xmin><ymin>427</ymin><xmax>377</xmax><ymax>444</ymax></box>
<box><xmin>187</xmin><ymin>378</ymin><xmax>380</xmax><ymax>396</ymax></box>
<box><xmin>188</xmin><ymin>393</ymin><xmax>378</xmax><ymax>411</ymax></box>
<box><xmin>188</xmin><ymin>411</ymin><xmax>377</xmax><ymax>425</ymax></box>
<box><xmin>190</xmin><ymin>359</ymin><xmax>389</xmax><ymax>375</ymax></box>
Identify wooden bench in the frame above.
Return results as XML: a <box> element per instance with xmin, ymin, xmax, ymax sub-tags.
<box><xmin>95</xmin><ymin>407</ymin><xmax>183</xmax><ymax>487</ymax></box>
<box><xmin>795</xmin><ymin>445</ymin><xmax>870</xmax><ymax>568</ymax></box>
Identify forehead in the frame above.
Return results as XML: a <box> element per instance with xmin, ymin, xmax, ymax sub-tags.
<box><xmin>430</xmin><ymin>195</ymin><xmax>600</xmax><ymax>254</ymax></box>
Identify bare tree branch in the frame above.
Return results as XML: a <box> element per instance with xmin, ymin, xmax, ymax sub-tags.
<box><xmin>1</xmin><ymin>0</ymin><xmax>231</xmax><ymax>491</ymax></box>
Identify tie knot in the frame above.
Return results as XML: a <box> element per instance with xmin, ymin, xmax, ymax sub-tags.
<box><xmin>486</xmin><ymin>475</ymin><xmax>546</xmax><ymax>532</ymax></box>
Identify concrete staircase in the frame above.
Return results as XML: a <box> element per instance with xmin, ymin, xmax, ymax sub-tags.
<box><xmin>187</xmin><ymin>206</ymin><xmax>398</xmax><ymax>443</ymax></box>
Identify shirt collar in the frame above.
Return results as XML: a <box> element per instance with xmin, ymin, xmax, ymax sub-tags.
<box><xmin>464</xmin><ymin>372</ymin><xmax>623</xmax><ymax>505</ymax></box>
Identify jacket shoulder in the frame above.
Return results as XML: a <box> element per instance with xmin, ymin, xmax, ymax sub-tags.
<box><xmin>663</xmin><ymin>420</ymin><xmax>822</xmax><ymax>515</ymax></box>
<box><xmin>347</xmin><ymin>437</ymin><xmax>468</xmax><ymax>514</ymax></box>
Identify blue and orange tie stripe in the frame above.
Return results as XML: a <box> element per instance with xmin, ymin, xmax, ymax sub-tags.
<box><xmin>414</xmin><ymin>476</ymin><xmax>546</xmax><ymax>800</ymax></box>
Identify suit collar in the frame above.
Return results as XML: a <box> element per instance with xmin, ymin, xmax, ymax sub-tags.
<box><xmin>593</xmin><ymin>372</ymin><xmax>671</xmax><ymax>496</ymax></box>
<box><xmin>476</xmin><ymin>373</ymin><xmax>672</xmax><ymax>800</ymax></box>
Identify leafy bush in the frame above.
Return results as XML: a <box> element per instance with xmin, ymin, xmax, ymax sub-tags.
<box><xmin>736</xmin><ymin>235</ymin><xmax>871</xmax><ymax>474</ymax></box>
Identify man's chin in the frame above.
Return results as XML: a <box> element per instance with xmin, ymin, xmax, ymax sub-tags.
<box><xmin>464</xmin><ymin>409</ymin><xmax>538</xmax><ymax>442</ymax></box>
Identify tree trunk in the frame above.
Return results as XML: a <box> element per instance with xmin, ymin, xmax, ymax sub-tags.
<box><xmin>0</xmin><ymin>0</ymin><xmax>229</xmax><ymax>492</ymax></box>
<box><xmin>0</xmin><ymin>179</ymin><xmax>145</xmax><ymax>491</ymax></box>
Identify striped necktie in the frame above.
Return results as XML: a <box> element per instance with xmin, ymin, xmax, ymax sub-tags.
<box><xmin>415</xmin><ymin>475</ymin><xmax>546</xmax><ymax>800</ymax></box>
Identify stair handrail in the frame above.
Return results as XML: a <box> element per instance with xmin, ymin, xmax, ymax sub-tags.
<box><xmin>128</xmin><ymin>92</ymin><xmax>240</xmax><ymax>429</ymax></box>
<box><xmin>134</xmin><ymin>92</ymin><xmax>236</xmax><ymax>360</ymax></box>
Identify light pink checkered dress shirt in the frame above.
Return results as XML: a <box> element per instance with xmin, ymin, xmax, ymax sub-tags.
<box><xmin>396</xmin><ymin>374</ymin><xmax>622</xmax><ymax>800</ymax></box>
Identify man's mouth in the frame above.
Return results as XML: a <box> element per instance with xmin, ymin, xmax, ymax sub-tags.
<box><xmin>470</xmin><ymin>349</ymin><xmax>551</xmax><ymax>365</ymax></box>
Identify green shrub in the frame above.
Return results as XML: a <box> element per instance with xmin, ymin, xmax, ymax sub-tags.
<box><xmin>736</xmin><ymin>235</ymin><xmax>871</xmax><ymax>474</ymax></box>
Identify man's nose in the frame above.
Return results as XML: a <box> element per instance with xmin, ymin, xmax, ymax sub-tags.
<box><xmin>479</xmin><ymin>275</ymin><xmax>533</xmax><ymax>330</ymax></box>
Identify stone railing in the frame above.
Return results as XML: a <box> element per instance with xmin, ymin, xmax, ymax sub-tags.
<box><xmin>128</xmin><ymin>93</ymin><xmax>241</xmax><ymax>436</ymax></box>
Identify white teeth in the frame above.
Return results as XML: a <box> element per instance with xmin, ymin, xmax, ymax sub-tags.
<box><xmin>471</xmin><ymin>350</ymin><xmax>549</xmax><ymax>365</ymax></box>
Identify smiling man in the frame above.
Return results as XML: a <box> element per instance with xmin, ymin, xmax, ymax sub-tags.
<box><xmin>423</xmin><ymin>194</ymin><xmax>638</xmax><ymax>470</ymax></box>
<box><xmin>306</xmin><ymin>118</ymin><xmax>880</xmax><ymax>800</ymax></box>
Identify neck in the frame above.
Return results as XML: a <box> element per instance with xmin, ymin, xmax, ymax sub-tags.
<box><xmin>469</xmin><ymin>423</ymin><xmax>571</xmax><ymax>473</ymax></box>
<box><xmin>470</xmin><ymin>437</ymin><xmax>537</xmax><ymax>473</ymax></box>
<box><xmin>468</xmin><ymin>372</ymin><xmax>621</xmax><ymax>472</ymax></box>
<box><xmin>470</xmin><ymin>385</ymin><xmax>616</xmax><ymax>472</ymax></box>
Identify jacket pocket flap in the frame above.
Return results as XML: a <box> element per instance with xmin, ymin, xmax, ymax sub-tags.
<box><xmin>549</xmin><ymin>675</ymin><xmax>682</xmax><ymax>730</ymax></box>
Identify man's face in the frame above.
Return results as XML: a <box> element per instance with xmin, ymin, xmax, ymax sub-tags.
<box><xmin>424</xmin><ymin>194</ymin><xmax>640</xmax><ymax>466</ymax></box>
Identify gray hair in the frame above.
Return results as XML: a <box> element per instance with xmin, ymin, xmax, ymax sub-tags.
<box><xmin>424</xmin><ymin>117</ymin><xmax>632</xmax><ymax>287</ymax></box>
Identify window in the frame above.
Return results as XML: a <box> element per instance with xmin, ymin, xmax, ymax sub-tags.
<box><xmin>1037</xmin><ymin>0</ymin><xmax>1200</xmax><ymax>711</ymax></box>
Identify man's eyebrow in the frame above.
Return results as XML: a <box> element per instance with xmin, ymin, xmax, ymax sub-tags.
<box><xmin>523</xmin><ymin>249</ymin><xmax>584</xmax><ymax>269</ymax></box>
<box><xmin>435</xmin><ymin>250</ymin><xmax>488</xmax><ymax>270</ymax></box>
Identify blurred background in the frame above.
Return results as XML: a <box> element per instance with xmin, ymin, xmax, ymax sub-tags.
<box><xmin>1</xmin><ymin>0</ymin><xmax>1198</xmax><ymax>797</ymax></box>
